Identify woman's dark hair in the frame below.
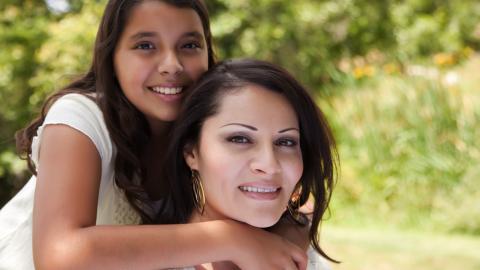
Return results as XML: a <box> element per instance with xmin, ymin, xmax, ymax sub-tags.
<box><xmin>15</xmin><ymin>0</ymin><xmax>215</xmax><ymax>223</ymax></box>
<box><xmin>160</xmin><ymin>59</ymin><xmax>338</xmax><ymax>262</ymax></box>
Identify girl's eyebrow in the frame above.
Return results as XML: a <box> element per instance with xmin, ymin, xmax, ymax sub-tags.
<box><xmin>130</xmin><ymin>31</ymin><xmax>157</xmax><ymax>40</ymax></box>
<box><xmin>183</xmin><ymin>31</ymin><xmax>204</xmax><ymax>39</ymax></box>
<box><xmin>129</xmin><ymin>31</ymin><xmax>204</xmax><ymax>41</ymax></box>
<box><xmin>221</xmin><ymin>123</ymin><xmax>299</xmax><ymax>133</ymax></box>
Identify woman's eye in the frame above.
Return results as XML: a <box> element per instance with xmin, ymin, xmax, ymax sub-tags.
<box><xmin>135</xmin><ymin>42</ymin><xmax>154</xmax><ymax>50</ymax></box>
<box><xmin>276</xmin><ymin>138</ymin><xmax>298</xmax><ymax>147</ymax></box>
<box><xmin>227</xmin><ymin>136</ymin><xmax>251</xmax><ymax>144</ymax></box>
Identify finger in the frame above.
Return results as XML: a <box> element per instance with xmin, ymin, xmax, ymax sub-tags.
<box><xmin>284</xmin><ymin>257</ymin><xmax>301</xmax><ymax>270</ymax></box>
<box><xmin>290</xmin><ymin>248</ymin><xmax>308</xmax><ymax>270</ymax></box>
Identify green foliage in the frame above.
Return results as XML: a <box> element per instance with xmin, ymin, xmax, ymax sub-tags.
<box><xmin>29</xmin><ymin>2</ymin><xmax>102</xmax><ymax>108</ymax></box>
<box><xmin>211</xmin><ymin>0</ymin><xmax>397</xmax><ymax>86</ymax></box>
<box><xmin>210</xmin><ymin>0</ymin><xmax>480</xmax><ymax>86</ymax></box>
<box><xmin>392</xmin><ymin>0</ymin><xmax>480</xmax><ymax>59</ymax></box>
<box><xmin>0</xmin><ymin>0</ymin><xmax>51</xmax><ymax>205</ymax></box>
<box><xmin>0</xmin><ymin>0</ymin><xmax>99</xmax><ymax>205</ymax></box>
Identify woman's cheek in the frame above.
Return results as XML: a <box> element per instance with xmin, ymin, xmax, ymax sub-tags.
<box><xmin>283</xmin><ymin>153</ymin><xmax>304</xmax><ymax>188</ymax></box>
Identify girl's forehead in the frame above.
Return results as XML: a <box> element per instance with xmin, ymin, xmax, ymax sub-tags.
<box><xmin>124</xmin><ymin>1</ymin><xmax>204</xmax><ymax>35</ymax></box>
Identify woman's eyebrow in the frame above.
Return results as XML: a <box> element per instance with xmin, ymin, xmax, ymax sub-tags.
<box><xmin>221</xmin><ymin>123</ymin><xmax>257</xmax><ymax>131</ymax></box>
<box><xmin>220</xmin><ymin>124</ymin><xmax>299</xmax><ymax>133</ymax></box>
<box><xmin>278</xmin><ymin>127</ymin><xmax>299</xmax><ymax>133</ymax></box>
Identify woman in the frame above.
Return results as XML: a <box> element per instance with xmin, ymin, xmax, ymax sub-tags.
<box><xmin>161</xmin><ymin>59</ymin><xmax>338</xmax><ymax>269</ymax></box>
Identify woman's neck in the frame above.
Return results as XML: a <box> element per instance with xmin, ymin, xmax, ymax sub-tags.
<box><xmin>188</xmin><ymin>205</ymin><xmax>226</xmax><ymax>224</ymax></box>
<box><xmin>189</xmin><ymin>211</ymin><xmax>209</xmax><ymax>223</ymax></box>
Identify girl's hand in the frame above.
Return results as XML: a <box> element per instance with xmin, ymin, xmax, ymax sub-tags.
<box><xmin>269</xmin><ymin>217</ymin><xmax>310</xmax><ymax>252</ymax></box>
<box><xmin>219</xmin><ymin>220</ymin><xmax>308</xmax><ymax>270</ymax></box>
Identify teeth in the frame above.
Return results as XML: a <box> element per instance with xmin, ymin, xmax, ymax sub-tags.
<box><xmin>150</xmin><ymin>87</ymin><xmax>182</xmax><ymax>95</ymax></box>
<box><xmin>239</xmin><ymin>186</ymin><xmax>278</xmax><ymax>193</ymax></box>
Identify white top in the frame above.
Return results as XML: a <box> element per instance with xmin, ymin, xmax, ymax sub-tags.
<box><xmin>305</xmin><ymin>247</ymin><xmax>332</xmax><ymax>270</ymax></box>
<box><xmin>0</xmin><ymin>94</ymin><xmax>141</xmax><ymax>270</ymax></box>
<box><xmin>0</xmin><ymin>93</ymin><xmax>332</xmax><ymax>270</ymax></box>
<box><xmin>306</xmin><ymin>247</ymin><xmax>332</xmax><ymax>270</ymax></box>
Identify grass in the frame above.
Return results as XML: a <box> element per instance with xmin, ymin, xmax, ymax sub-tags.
<box><xmin>320</xmin><ymin>226</ymin><xmax>480</xmax><ymax>270</ymax></box>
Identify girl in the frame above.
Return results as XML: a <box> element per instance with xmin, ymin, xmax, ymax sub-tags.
<box><xmin>162</xmin><ymin>59</ymin><xmax>338</xmax><ymax>269</ymax></box>
<box><xmin>0</xmin><ymin>1</ymin><xmax>307</xmax><ymax>269</ymax></box>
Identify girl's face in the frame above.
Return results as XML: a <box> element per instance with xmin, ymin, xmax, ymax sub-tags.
<box><xmin>185</xmin><ymin>85</ymin><xmax>304</xmax><ymax>228</ymax></box>
<box><xmin>114</xmin><ymin>1</ymin><xmax>208</xmax><ymax>131</ymax></box>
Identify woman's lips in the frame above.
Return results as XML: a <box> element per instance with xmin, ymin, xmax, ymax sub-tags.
<box><xmin>238</xmin><ymin>186</ymin><xmax>281</xmax><ymax>200</ymax></box>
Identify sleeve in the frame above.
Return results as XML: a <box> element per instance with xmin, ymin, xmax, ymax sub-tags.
<box><xmin>30</xmin><ymin>93</ymin><xmax>113</xmax><ymax>172</ymax></box>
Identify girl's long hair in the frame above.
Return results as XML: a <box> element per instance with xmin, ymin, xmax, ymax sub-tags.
<box><xmin>15</xmin><ymin>0</ymin><xmax>215</xmax><ymax>223</ymax></box>
<box><xmin>160</xmin><ymin>59</ymin><xmax>338</xmax><ymax>262</ymax></box>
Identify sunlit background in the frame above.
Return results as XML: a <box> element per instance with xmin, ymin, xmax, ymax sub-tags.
<box><xmin>0</xmin><ymin>1</ymin><xmax>479</xmax><ymax>269</ymax></box>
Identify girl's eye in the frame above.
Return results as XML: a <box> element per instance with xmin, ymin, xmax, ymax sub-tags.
<box><xmin>227</xmin><ymin>136</ymin><xmax>251</xmax><ymax>144</ymax></box>
<box><xmin>275</xmin><ymin>138</ymin><xmax>298</xmax><ymax>147</ymax></box>
<box><xmin>135</xmin><ymin>42</ymin><xmax>154</xmax><ymax>50</ymax></box>
<box><xmin>182</xmin><ymin>42</ymin><xmax>202</xmax><ymax>50</ymax></box>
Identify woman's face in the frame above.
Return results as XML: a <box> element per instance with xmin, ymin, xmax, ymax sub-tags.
<box><xmin>185</xmin><ymin>84</ymin><xmax>303</xmax><ymax>228</ymax></box>
<box><xmin>114</xmin><ymin>1</ymin><xmax>208</xmax><ymax>132</ymax></box>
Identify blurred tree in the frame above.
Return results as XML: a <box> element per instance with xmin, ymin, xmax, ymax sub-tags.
<box><xmin>0</xmin><ymin>0</ymin><xmax>51</xmax><ymax>205</ymax></box>
<box><xmin>393</xmin><ymin>0</ymin><xmax>480</xmax><ymax>58</ymax></box>
<box><xmin>210</xmin><ymin>0</ymin><xmax>384</xmax><ymax>84</ymax></box>
<box><xmin>0</xmin><ymin>0</ymin><xmax>95</xmax><ymax>206</ymax></box>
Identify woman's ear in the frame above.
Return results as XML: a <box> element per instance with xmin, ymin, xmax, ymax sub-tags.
<box><xmin>183</xmin><ymin>143</ymin><xmax>199</xmax><ymax>170</ymax></box>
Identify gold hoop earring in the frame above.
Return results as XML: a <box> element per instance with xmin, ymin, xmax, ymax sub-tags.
<box><xmin>191</xmin><ymin>170</ymin><xmax>205</xmax><ymax>214</ymax></box>
<box><xmin>287</xmin><ymin>187</ymin><xmax>302</xmax><ymax>221</ymax></box>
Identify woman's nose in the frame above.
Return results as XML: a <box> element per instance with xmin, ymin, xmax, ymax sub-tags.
<box><xmin>250</xmin><ymin>145</ymin><xmax>281</xmax><ymax>176</ymax></box>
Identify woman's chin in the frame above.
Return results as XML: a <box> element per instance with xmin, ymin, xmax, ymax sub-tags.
<box><xmin>243</xmin><ymin>215</ymin><xmax>282</xmax><ymax>228</ymax></box>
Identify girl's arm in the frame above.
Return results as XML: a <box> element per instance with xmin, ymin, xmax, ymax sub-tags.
<box><xmin>33</xmin><ymin>125</ymin><xmax>307</xmax><ymax>270</ymax></box>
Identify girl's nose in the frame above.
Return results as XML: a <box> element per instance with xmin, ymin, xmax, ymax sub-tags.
<box><xmin>158</xmin><ymin>50</ymin><xmax>183</xmax><ymax>75</ymax></box>
<box><xmin>250</xmin><ymin>145</ymin><xmax>281</xmax><ymax>176</ymax></box>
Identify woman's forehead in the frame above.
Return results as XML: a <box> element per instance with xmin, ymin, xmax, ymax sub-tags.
<box><xmin>205</xmin><ymin>85</ymin><xmax>299</xmax><ymax>130</ymax></box>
